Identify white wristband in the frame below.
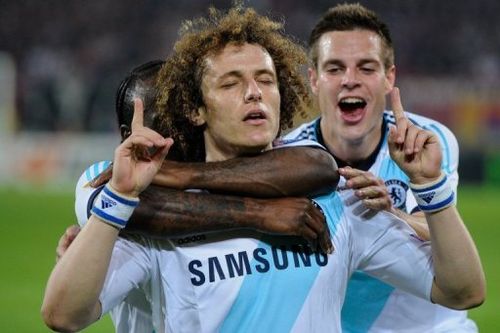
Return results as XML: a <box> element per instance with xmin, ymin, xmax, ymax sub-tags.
<box><xmin>91</xmin><ymin>184</ymin><xmax>140</xmax><ymax>229</ymax></box>
<box><xmin>410</xmin><ymin>172</ymin><xmax>455</xmax><ymax>213</ymax></box>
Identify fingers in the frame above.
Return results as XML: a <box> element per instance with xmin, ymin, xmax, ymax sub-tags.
<box><xmin>131</xmin><ymin>98</ymin><xmax>145</xmax><ymax>131</ymax></box>
<box><xmin>340</xmin><ymin>168</ymin><xmax>392</xmax><ymax>212</ymax></box>
<box><xmin>151</xmin><ymin>138</ymin><xmax>174</xmax><ymax>164</ymax></box>
<box><xmin>390</xmin><ymin>87</ymin><xmax>407</xmax><ymax>144</ymax></box>
<box><xmin>414</xmin><ymin>129</ymin><xmax>434</xmax><ymax>153</ymax></box>
<box><xmin>340</xmin><ymin>168</ymin><xmax>380</xmax><ymax>189</ymax></box>
<box><xmin>362</xmin><ymin>197</ymin><xmax>392</xmax><ymax>211</ymax></box>
<box><xmin>120</xmin><ymin>130</ymin><xmax>172</xmax><ymax>162</ymax></box>
<box><xmin>56</xmin><ymin>225</ymin><xmax>81</xmax><ymax>262</ymax></box>
<box><xmin>306</xmin><ymin>202</ymin><xmax>333</xmax><ymax>254</ymax></box>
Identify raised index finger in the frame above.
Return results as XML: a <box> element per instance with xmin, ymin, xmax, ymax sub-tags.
<box><xmin>390</xmin><ymin>87</ymin><xmax>405</xmax><ymax>121</ymax></box>
<box><xmin>131</xmin><ymin>98</ymin><xmax>145</xmax><ymax>131</ymax></box>
<box><xmin>390</xmin><ymin>87</ymin><xmax>407</xmax><ymax>144</ymax></box>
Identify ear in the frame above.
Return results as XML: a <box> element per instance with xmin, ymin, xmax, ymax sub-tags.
<box><xmin>189</xmin><ymin>106</ymin><xmax>207</xmax><ymax>126</ymax></box>
<box><xmin>384</xmin><ymin>65</ymin><xmax>396</xmax><ymax>94</ymax></box>
<box><xmin>119</xmin><ymin>124</ymin><xmax>131</xmax><ymax>142</ymax></box>
<box><xmin>309</xmin><ymin>67</ymin><xmax>319</xmax><ymax>96</ymax></box>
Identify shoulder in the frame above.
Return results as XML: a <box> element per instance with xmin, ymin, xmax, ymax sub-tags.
<box><xmin>283</xmin><ymin>118</ymin><xmax>319</xmax><ymax>141</ymax></box>
<box><xmin>75</xmin><ymin>160</ymin><xmax>112</xmax><ymax>226</ymax></box>
<box><xmin>272</xmin><ymin>137</ymin><xmax>325</xmax><ymax>150</ymax></box>
<box><xmin>76</xmin><ymin>160</ymin><xmax>113</xmax><ymax>186</ymax></box>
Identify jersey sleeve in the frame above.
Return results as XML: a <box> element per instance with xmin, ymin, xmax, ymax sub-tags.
<box><xmin>272</xmin><ymin>137</ymin><xmax>327</xmax><ymax>150</ymax></box>
<box><xmin>99</xmin><ymin>236</ymin><xmax>152</xmax><ymax>316</ymax></box>
<box><xmin>74</xmin><ymin>161</ymin><xmax>112</xmax><ymax>227</ymax></box>
<box><xmin>346</xmin><ymin>192</ymin><xmax>434</xmax><ymax>301</ymax></box>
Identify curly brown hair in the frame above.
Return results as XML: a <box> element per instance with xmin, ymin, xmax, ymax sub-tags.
<box><xmin>156</xmin><ymin>6</ymin><xmax>310</xmax><ymax>162</ymax></box>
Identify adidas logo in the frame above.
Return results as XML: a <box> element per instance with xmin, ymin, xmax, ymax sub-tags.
<box><xmin>419</xmin><ymin>192</ymin><xmax>435</xmax><ymax>204</ymax></box>
<box><xmin>101</xmin><ymin>197</ymin><xmax>117</xmax><ymax>209</ymax></box>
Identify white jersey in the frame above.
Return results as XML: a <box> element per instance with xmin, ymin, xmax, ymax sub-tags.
<box><xmin>74</xmin><ymin>139</ymin><xmax>326</xmax><ymax>333</ymax></box>
<box><xmin>285</xmin><ymin>111</ymin><xmax>477</xmax><ymax>333</ymax></box>
<box><xmin>75</xmin><ymin>160</ymin><xmax>436</xmax><ymax>332</ymax></box>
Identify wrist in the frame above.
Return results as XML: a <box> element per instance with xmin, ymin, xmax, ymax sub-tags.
<box><xmin>108</xmin><ymin>180</ymin><xmax>140</xmax><ymax>199</ymax></box>
<box><xmin>91</xmin><ymin>184</ymin><xmax>140</xmax><ymax>229</ymax></box>
<box><xmin>408</xmin><ymin>173</ymin><xmax>442</xmax><ymax>185</ymax></box>
<box><xmin>156</xmin><ymin>160</ymin><xmax>193</xmax><ymax>190</ymax></box>
<box><xmin>243</xmin><ymin>197</ymin><xmax>267</xmax><ymax>231</ymax></box>
<box><xmin>410</xmin><ymin>172</ymin><xmax>455</xmax><ymax>213</ymax></box>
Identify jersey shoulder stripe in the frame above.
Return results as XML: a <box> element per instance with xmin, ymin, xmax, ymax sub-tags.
<box><xmin>283</xmin><ymin>118</ymin><xmax>319</xmax><ymax>141</ymax></box>
<box><xmin>75</xmin><ymin>160</ymin><xmax>112</xmax><ymax>227</ymax></box>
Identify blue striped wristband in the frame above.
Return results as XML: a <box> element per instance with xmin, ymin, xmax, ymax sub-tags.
<box><xmin>91</xmin><ymin>184</ymin><xmax>140</xmax><ymax>229</ymax></box>
<box><xmin>410</xmin><ymin>172</ymin><xmax>455</xmax><ymax>213</ymax></box>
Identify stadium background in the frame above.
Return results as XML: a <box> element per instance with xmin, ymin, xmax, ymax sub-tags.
<box><xmin>0</xmin><ymin>0</ymin><xmax>498</xmax><ymax>331</ymax></box>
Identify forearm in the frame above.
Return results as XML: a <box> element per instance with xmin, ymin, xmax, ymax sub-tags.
<box><xmin>390</xmin><ymin>209</ymin><xmax>430</xmax><ymax>241</ymax></box>
<box><xmin>125</xmin><ymin>185</ymin><xmax>332</xmax><ymax>253</ymax></box>
<box><xmin>429</xmin><ymin>206</ymin><xmax>485</xmax><ymax>309</ymax></box>
<box><xmin>126</xmin><ymin>185</ymin><xmax>263</xmax><ymax>238</ymax></box>
<box><xmin>42</xmin><ymin>217</ymin><xmax>118</xmax><ymax>332</ymax></box>
<box><xmin>153</xmin><ymin>147</ymin><xmax>339</xmax><ymax>197</ymax></box>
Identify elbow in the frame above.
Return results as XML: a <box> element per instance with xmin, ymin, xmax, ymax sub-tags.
<box><xmin>309</xmin><ymin>149</ymin><xmax>340</xmax><ymax>194</ymax></box>
<box><xmin>41</xmin><ymin>303</ymin><xmax>85</xmax><ymax>333</ymax></box>
<box><xmin>454</xmin><ymin>288</ymin><xmax>486</xmax><ymax>310</ymax></box>
<box><xmin>441</xmin><ymin>285</ymin><xmax>486</xmax><ymax>310</ymax></box>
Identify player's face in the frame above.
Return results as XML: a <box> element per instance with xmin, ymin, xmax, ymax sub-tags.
<box><xmin>196</xmin><ymin>43</ymin><xmax>281</xmax><ymax>161</ymax></box>
<box><xmin>310</xmin><ymin>30</ymin><xmax>395</xmax><ymax>148</ymax></box>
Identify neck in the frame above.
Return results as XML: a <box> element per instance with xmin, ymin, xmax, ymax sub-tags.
<box><xmin>204</xmin><ymin>139</ymin><xmax>272</xmax><ymax>162</ymax></box>
<box><xmin>319</xmin><ymin>118</ymin><xmax>383</xmax><ymax>166</ymax></box>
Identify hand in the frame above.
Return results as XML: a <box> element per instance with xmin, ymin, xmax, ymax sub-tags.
<box><xmin>257</xmin><ymin>197</ymin><xmax>333</xmax><ymax>254</ymax></box>
<box><xmin>55</xmin><ymin>225</ymin><xmax>81</xmax><ymax>262</ymax></box>
<box><xmin>388</xmin><ymin>88</ymin><xmax>442</xmax><ymax>184</ymax></box>
<box><xmin>339</xmin><ymin>166</ymin><xmax>392</xmax><ymax>211</ymax></box>
<box><xmin>110</xmin><ymin>99</ymin><xmax>174</xmax><ymax>197</ymax></box>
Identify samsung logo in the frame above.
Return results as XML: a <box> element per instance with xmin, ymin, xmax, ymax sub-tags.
<box><xmin>188</xmin><ymin>244</ymin><xmax>328</xmax><ymax>286</ymax></box>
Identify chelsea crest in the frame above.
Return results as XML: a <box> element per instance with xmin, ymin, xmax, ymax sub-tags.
<box><xmin>385</xmin><ymin>179</ymin><xmax>408</xmax><ymax>209</ymax></box>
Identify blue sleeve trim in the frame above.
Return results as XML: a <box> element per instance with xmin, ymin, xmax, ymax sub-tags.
<box><xmin>103</xmin><ymin>186</ymin><xmax>139</xmax><ymax>207</ymax></box>
<box><xmin>411</xmin><ymin>175</ymin><xmax>447</xmax><ymax>193</ymax></box>
<box><xmin>421</xmin><ymin>193</ymin><xmax>455</xmax><ymax>212</ymax></box>
<box><xmin>91</xmin><ymin>206</ymin><xmax>128</xmax><ymax>227</ymax></box>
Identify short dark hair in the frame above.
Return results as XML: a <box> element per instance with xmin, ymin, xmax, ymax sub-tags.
<box><xmin>115</xmin><ymin>60</ymin><xmax>165</xmax><ymax>132</ymax></box>
<box><xmin>309</xmin><ymin>3</ymin><xmax>394</xmax><ymax>69</ymax></box>
<box><xmin>157</xmin><ymin>6</ymin><xmax>311</xmax><ymax>162</ymax></box>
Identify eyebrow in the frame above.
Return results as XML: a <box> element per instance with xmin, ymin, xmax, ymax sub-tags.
<box><xmin>321</xmin><ymin>58</ymin><xmax>381</xmax><ymax>68</ymax></box>
<box><xmin>217</xmin><ymin>68</ymin><xmax>276</xmax><ymax>81</ymax></box>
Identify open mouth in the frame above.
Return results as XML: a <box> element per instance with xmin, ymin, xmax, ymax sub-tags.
<box><xmin>338</xmin><ymin>97</ymin><xmax>367</xmax><ymax>112</ymax></box>
<box><xmin>337</xmin><ymin>97</ymin><xmax>367</xmax><ymax>124</ymax></box>
<box><xmin>243</xmin><ymin>110</ymin><xmax>267</xmax><ymax>122</ymax></box>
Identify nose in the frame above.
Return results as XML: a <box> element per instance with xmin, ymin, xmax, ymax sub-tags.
<box><xmin>341</xmin><ymin>68</ymin><xmax>360</xmax><ymax>89</ymax></box>
<box><xmin>244</xmin><ymin>80</ymin><xmax>262</xmax><ymax>103</ymax></box>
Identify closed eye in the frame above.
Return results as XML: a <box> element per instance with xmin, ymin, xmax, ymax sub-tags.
<box><xmin>360</xmin><ymin>67</ymin><xmax>376</xmax><ymax>73</ymax></box>
<box><xmin>325</xmin><ymin>66</ymin><xmax>343</xmax><ymax>74</ymax></box>
<box><xmin>220</xmin><ymin>81</ymin><xmax>238</xmax><ymax>89</ymax></box>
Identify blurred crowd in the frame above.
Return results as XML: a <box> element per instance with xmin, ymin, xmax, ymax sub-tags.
<box><xmin>0</xmin><ymin>0</ymin><xmax>499</xmax><ymax>134</ymax></box>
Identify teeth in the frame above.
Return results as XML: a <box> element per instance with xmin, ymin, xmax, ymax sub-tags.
<box><xmin>340</xmin><ymin>97</ymin><xmax>364</xmax><ymax>104</ymax></box>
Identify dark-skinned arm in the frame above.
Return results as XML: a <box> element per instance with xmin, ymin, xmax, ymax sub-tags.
<box><xmin>125</xmin><ymin>185</ymin><xmax>333</xmax><ymax>253</ymax></box>
<box><xmin>91</xmin><ymin>146</ymin><xmax>339</xmax><ymax>198</ymax></box>
<box><xmin>88</xmin><ymin>146</ymin><xmax>339</xmax><ymax>254</ymax></box>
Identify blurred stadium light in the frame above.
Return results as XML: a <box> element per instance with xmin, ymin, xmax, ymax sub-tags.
<box><xmin>0</xmin><ymin>0</ymin><xmax>499</xmax><ymax>187</ymax></box>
